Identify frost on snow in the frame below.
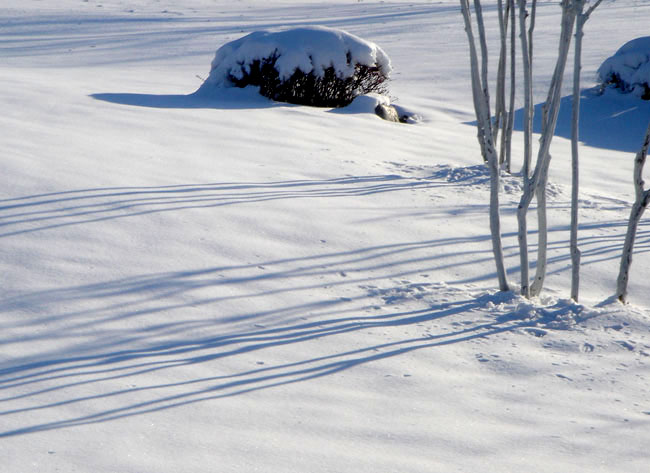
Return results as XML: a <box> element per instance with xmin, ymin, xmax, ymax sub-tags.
<box><xmin>200</xmin><ymin>26</ymin><xmax>392</xmax><ymax>88</ymax></box>
<box><xmin>598</xmin><ymin>36</ymin><xmax>650</xmax><ymax>99</ymax></box>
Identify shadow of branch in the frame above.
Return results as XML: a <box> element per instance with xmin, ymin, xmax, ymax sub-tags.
<box><xmin>1</xmin><ymin>291</ymin><xmax>544</xmax><ymax>438</ymax></box>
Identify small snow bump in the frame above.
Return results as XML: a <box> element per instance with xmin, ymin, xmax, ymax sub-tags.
<box><xmin>524</xmin><ymin>328</ymin><xmax>548</xmax><ymax>338</ymax></box>
<box><xmin>475</xmin><ymin>354</ymin><xmax>490</xmax><ymax>363</ymax></box>
<box><xmin>607</xmin><ymin>324</ymin><xmax>625</xmax><ymax>331</ymax></box>
<box><xmin>581</xmin><ymin>343</ymin><xmax>595</xmax><ymax>353</ymax></box>
<box><xmin>616</xmin><ymin>340</ymin><xmax>636</xmax><ymax>351</ymax></box>
<box><xmin>556</xmin><ymin>374</ymin><xmax>573</xmax><ymax>381</ymax></box>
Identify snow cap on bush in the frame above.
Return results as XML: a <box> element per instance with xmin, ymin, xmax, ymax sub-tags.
<box><xmin>598</xmin><ymin>36</ymin><xmax>650</xmax><ymax>99</ymax></box>
<box><xmin>204</xmin><ymin>26</ymin><xmax>392</xmax><ymax>87</ymax></box>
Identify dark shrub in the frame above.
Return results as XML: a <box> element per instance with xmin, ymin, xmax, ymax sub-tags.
<box><xmin>227</xmin><ymin>50</ymin><xmax>389</xmax><ymax>108</ymax></box>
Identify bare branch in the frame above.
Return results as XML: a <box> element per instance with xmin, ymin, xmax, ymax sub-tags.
<box><xmin>616</xmin><ymin>122</ymin><xmax>650</xmax><ymax>303</ymax></box>
<box><xmin>518</xmin><ymin>0</ymin><xmax>533</xmax><ymax>180</ymax></box>
<box><xmin>504</xmin><ymin>0</ymin><xmax>516</xmax><ymax>173</ymax></box>
<box><xmin>584</xmin><ymin>0</ymin><xmax>604</xmax><ymax>19</ymax></box>
<box><xmin>570</xmin><ymin>0</ymin><xmax>603</xmax><ymax>301</ymax></box>
<box><xmin>459</xmin><ymin>0</ymin><xmax>510</xmax><ymax>292</ymax></box>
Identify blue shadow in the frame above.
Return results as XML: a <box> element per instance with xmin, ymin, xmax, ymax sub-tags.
<box><xmin>512</xmin><ymin>87</ymin><xmax>650</xmax><ymax>153</ymax></box>
<box><xmin>91</xmin><ymin>86</ymin><xmax>285</xmax><ymax>110</ymax></box>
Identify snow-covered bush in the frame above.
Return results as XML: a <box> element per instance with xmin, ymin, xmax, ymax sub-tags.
<box><xmin>200</xmin><ymin>26</ymin><xmax>392</xmax><ymax>107</ymax></box>
<box><xmin>598</xmin><ymin>36</ymin><xmax>650</xmax><ymax>100</ymax></box>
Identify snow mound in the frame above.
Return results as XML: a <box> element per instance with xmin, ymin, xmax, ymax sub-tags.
<box><xmin>202</xmin><ymin>26</ymin><xmax>392</xmax><ymax>88</ymax></box>
<box><xmin>337</xmin><ymin>92</ymin><xmax>391</xmax><ymax>114</ymax></box>
<box><xmin>428</xmin><ymin>164</ymin><xmax>520</xmax><ymax>194</ymax></box>
<box><xmin>598</xmin><ymin>36</ymin><xmax>650</xmax><ymax>99</ymax></box>
<box><xmin>362</xmin><ymin>280</ymin><xmax>624</xmax><ymax>333</ymax></box>
<box><xmin>333</xmin><ymin>93</ymin><xmax>421</xmax><ymax>123</ymax></box>
<box><xmin>427</xmin><ymin>164</ymin><xmax>568</xmax><ymax>198</ymax></box>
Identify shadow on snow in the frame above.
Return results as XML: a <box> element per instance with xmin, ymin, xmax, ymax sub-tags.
<box><xmin>0</xmin><ymin>280</ymin><xmax>584</xmax><ymax>438</ymax></box>
<box><xmin>511</xmin><ymin>87</ymin><xmax>650</xmax><ymax>153</ymax></box>
<box><xmin>91</xmin><ymin>86</ymin><xmax>282</xmax><ymax>110</ymax></box>
<box><xmin>0</xmin><ymin>215</ymin><xmax>646</xmax><ymax>437</ymax></box>
<box><xmin>0</xmin><ymin>174</ymin><xmax>451</xmax><ymax>237</ymax></box>
<box><xmin>467</xmin><ymin>88</ymin><xmax>650</xmax><ymax>154</ymax></box>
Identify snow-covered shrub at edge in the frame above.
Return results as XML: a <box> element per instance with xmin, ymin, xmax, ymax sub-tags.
<box><xmin>598</xmin><ymin>36</ymin><xmax>650</xmax><ymax>98</ymax></box>
<box><xmin>200</xmin><ymin>26</ymin><xmax>392</xmax><ymax>89</ymax></box>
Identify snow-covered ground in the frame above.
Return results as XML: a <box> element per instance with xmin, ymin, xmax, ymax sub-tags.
<box><xmin>1</xmin><ymin>1</ymin><xmax>649</xmax><ymax>472</ymax></box>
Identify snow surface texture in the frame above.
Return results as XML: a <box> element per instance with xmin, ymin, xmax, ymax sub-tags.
<box><xmin>598</xmin><ymin>36</ymin><xmax>650</xmax><ymax>98</ymax></box>
<box><xmin>1</xmin><ymin>1</ymin><xmax>650</xmax><ymax>473</ymax></box>
<box><xmin>201</xmin><ymin>25</ymin><xmax>392</xmax><ymax>88</ymax></box>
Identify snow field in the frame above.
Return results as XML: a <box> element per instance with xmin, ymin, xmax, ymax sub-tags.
<box><xmin>1</xmin><ymin>1</ymin><xmax>649</xmax><ymax>472</ymax></box>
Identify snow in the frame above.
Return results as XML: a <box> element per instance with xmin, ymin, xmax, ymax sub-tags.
<box><xmin>1</xmin><ymin>1</ymin><xmax>649</xmax><ymax>472</ymax></box>
<box><xmin>201</xmin><ymin>25</ymin><xmax>392</xmax><ymax>88</ymax></box>
<box><xmin>598</xmin><ymin>36</ymin><xmax>650</xmax><ymax>98</ymax></box>
<box><xmin>335</xmin><ymin>91</ymin><xmax>392</xmax><ymax>114</ymax></box>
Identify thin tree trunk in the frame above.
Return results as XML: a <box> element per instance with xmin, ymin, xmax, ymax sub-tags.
<box><xmin>517</xmin><ymin>0</ymin><xmax>534</xmax><ymax>297</ymax></box>
<box><xmin>474</xmin><ymin>0</ymin><xmax>492</xmax><ymax>124</ymax></box>
<box><xmin>617</xmin><ymin>202</ymin><xmax>648</xmax><ymax>304</ymax></box>
<box><xmin>518</xmin><ymin>0</ymin><xmax>576</xmax><ymax>298</ymax></box>
<box><xmin>570</xmin><ymin>2</ymin><xmax>585</xmax><ymax>302</ymax></box>
<box><xmin>518</xmin><ymin>0</ymin><xmax>533</xmax><ymax>180</ymax></box>
<box><xmin>517</xmin><ymin>204</ymin><xmax>531</xmax><ymax>298</ymax></box>
<box><xmin>460</xmin><ymin>0</ymin><xmax>510</xmax><ymax>292</ymax></box>
<box><xmin>528</xmin><ymin>0</ymin><xmax>537</xmax><ymax>77</ymax></box>
<box><xmin>503</xmin><ymin>0</ymin><xmax>516</xmax><ymax>173</ymax></box>
<box><xmin>466</xmin><ymin>11</ymin><xmax>489</xmax><ymax>163</ymax></box>
<box><xmin>616</xmin><ymin>122</ymin><xmax>650</xmax><ymax>303</ymax></box>
<box><xmin>488</xmin><ymin>145</ymin><xmax>510</xmax><ymax>292</ymax></box>
<box><xmin>531</xmin><ymin>158</ymin><xmax>550</xmax><ymax>295</ymax></box>
<box><xmin>570</xmin><ymin>0</ymin><xmax>603</xmax><ymax>301</ymax></box>
<box><xmin>495</xmin><ymin>0</ymin><xmax>508</xmax><ymax>153</ymax></box>
<box><xmin>529</xmin><ymin>1</ymin><xmax>576</xmax><ymax>297</ymax></box>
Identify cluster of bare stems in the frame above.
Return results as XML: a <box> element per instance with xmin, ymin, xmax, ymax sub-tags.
<box><xmin>459</xmin><ymin>0</ymin><xmax>648</xmax><ymax>304</ymax></box>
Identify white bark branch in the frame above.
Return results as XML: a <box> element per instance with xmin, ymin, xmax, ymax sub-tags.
<box><xmin>503</xmin><ymin>0</ymin><xmax>516</xmax><ymax>173</ymax></box>
<box><xmin>529</xmin><ymin>2</ymin><xmax>576</xmax><ymax>297</ymax></box>
<box><xmin>518</xmin><ymin>0</ymin><xmax>533</xmax><ymax>180</ymax></box>
<box><xmin>616</xmin><ymin>122</ymin><xmax>650</xmax><ymax>303</ymax></box>
<box><xmin>517</xmin><ymin>0</ymin><xmax>576</xmax><ymax>298</ymax></box>
<box><xmin>570</xmin><ymin>4</ymin><xmax>584</xmax><ymax>301</ymax></box>
<box><xmin>569</xmin><ymin>0</ymin><xmax>602</xmax><ymax>301</ymax></box>
<box><xmin>495</xmin><ymin>0</ymin><xmax>507</xmax><ymax>151</ymax></box>
<box><xmin>460</xmin><ymin>0</ymin><xmax>510</xmax><ymax>292</ymax></box>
